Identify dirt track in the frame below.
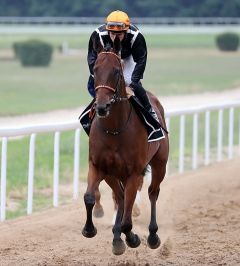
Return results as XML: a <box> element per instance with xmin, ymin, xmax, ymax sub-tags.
<box><xmin>0</xmin><ymin>159</ymin><xmax>239</xmax><ymax>266</ymax></box>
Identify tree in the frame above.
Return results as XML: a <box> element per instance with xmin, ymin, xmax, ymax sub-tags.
<box><xmin>0</xmin><ymin>0</ymin><xmax>240</xmax><ymax>17</ymax></box>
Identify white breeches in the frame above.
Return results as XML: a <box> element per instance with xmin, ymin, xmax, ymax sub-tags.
<box><xmin>122</xmin><ymin>55</ymin><xmax>136</xmax><ymax>86</ymax></box>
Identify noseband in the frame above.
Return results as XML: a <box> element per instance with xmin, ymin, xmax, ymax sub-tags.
<box><xmin>95</xmin><ymin>51</ymin><xmax>128</xmax><ymax>103</ymax></box>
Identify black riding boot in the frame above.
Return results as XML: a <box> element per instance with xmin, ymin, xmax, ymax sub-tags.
<box><xmin>130</xmin><ymin>82</ymin><xmax>159</xmax><ymax>122</ymax></box>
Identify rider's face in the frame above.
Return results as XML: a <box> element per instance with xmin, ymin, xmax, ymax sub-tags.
<box><xmin>109</xmin><ymin>31</ymin><xmax>125</xmax><ymax>42</ymax></box>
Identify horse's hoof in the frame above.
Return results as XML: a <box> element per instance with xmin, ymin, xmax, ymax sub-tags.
<box><xmin>126</xmin><ymin>233</ymin><xmax>141</xmax><ymax>248</ymax></box>
<box><xmin>112</xmin><ymin>239</ymin><xmax>126</xmax><ymax>255</ymax></box>
<box><xmin>93</xmin><ymin>205</ymin><xmax>104</xmax><ymax>218</ymax></box>
<box><xmin>147</xmin><ymin>234</ymin><xmax>161</xmax><ymax>249</ymax></box>
<box><xmin>82</xmin><ymin>225</ymin><xmax>97</xmax><ymax>238</ymax></box>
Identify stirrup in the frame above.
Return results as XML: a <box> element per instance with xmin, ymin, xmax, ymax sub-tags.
<box><xmin>149</xmin><ymin>108</ymin><xmax>159</xmax><ymax>122</ymax></box>
<box><xmin>83</xmin><ymin>122</ymin><xmax>91</xmax><ymax>131</ymax></box>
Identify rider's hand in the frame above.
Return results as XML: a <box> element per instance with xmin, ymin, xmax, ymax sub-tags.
<box><xmin>126</xmin><ymin>86</ymin><xmax>134</xmax><ymax>98</ymax></box>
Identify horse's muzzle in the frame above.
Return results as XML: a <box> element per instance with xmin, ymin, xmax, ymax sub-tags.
<box><xmin>96</xmin><ymin>103</ymin><xmax>111</xmax><ymax>118</ymax></box>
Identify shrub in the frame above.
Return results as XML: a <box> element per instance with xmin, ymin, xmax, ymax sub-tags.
<box><xmin>13</xmin><ymin>40</ymin><xmax>53</xmax><ymax>66</ymax></box>
<box><xmin>216</xmin><ymin>32</ymin><xmax>239</xmax><ymax>52</ymax></box>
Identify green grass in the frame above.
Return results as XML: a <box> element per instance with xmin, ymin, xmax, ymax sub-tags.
<box><xmin>0</xmin><ymin>33</ymin><xmax>218</xmax><ymax>50</ymax></box>
<box><xmin>145</xmin><ymin>48</ymin><xmax>240</xmax><ymax>95</ymax></box>
<box><xmin>145</xmin><ymin>34</ymin><xmax>217</xmax><ymax>49</ymax></box>
<box><xmin>1</xmin><ymin>33</ymin><xmax>240</xmax><ymax>115</ymax></box>
<box><xmin>0</xmin><ymin>34</ymin><xmax>88</xmax><ymax>50</ymax></box>
<box><xmin>1</xmin><ymin>32</ymin><xmax>240</xmax><ymax>219</ymax></box>
<box><xmin>1</xmin><ymin>48</ymin><xmax>240</xmax><ymax>115</ymax></box>
<box><xmin>0</xmin><ymin>53</ymin><xmax>91</xmax><ymax>115</ymax></box>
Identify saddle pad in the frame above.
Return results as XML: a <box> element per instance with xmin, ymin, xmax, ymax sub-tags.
<box><xmin>129</xmin><ymin>96</ymin><xmax>165</xmax><ymax>142</ymax></box>
<box><xmin>79</xmin><ymin>97</ymin><xmax>165</xmax><ymax>142</ymax></box>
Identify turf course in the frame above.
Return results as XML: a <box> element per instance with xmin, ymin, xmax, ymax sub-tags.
<box><xmin>1</xmin><ymin>33</ymin><xmax>240</xmax><ymax>115</ymax></box>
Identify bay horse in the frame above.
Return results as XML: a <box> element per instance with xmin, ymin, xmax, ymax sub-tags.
<box><xmin>82</xmin><ymin>37</ymin><xmax>169</xmax><ymax>255</ymax></box>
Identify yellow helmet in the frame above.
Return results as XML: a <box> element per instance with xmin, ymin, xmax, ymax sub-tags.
<box><xmin>106</xmin><ymin>10</ymin><xmax>130</xmax><ymax>32</ymax></box>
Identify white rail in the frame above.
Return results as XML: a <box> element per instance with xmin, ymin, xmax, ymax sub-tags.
<box><xmin>0</xmin><ymin>121</ymin><xmax>81</xmax><ymax>221</ymax></box>
<box><xmin>166</xmin><ymin>101</ymin><xmax>240</xmax><ymax>173</ymax></box>
<box><xmin>1</xmin><ymin>100</ymin><xmax>240</xmax><ymax>221</ymax></box>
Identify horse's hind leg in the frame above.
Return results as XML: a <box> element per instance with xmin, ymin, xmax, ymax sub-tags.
<box><xmin>93</xmin><ymin>187</ymin><xmax>104</xmax><ymax>218</ymax></box>
<box><xmin>148</xmin><ymin>156</ymin><xmax>167</xmax><ymax>249</ymax></box>
<box><xmin>82</xmin><ymin>164</ymin><xmax>101</xmax><ymax>238</ymax></box>
<box><xmin>132</xmin><ymin>176</ymin><xmax>143</xmax><ymax>217</ymax></box>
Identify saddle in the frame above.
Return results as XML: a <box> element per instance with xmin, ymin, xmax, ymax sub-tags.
<box><xmin>79</xmin><ymin>96</ymin><xmax>165</xmax><ymax>142</ymax></box>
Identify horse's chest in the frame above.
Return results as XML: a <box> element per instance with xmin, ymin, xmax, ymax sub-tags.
<box><xmin>96</xmin><ymin>151</ymin><xmax>127</xmax><ymax>176</ymax></box>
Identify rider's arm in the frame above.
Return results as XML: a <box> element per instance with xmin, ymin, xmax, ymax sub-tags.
<box><xmin>87</xmin><ymin>31</ymin><xmax>99</xmax><ymax>76</ymax></box>
<box><xmin>131</xmin><ymin>33</ymin><xmax>147</xmax><ymax>84</ymax></box>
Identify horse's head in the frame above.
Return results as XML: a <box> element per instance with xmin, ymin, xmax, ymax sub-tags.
<box><xmin>94</xmin><ymin>37</ymin><xmax>126</xmax><ymax>118</ymax></box>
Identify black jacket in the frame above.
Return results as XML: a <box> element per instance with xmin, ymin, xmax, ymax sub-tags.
<box><xmin>87</xmin><ymin>24</ymin><xmax>147</xmax><ymax>84</ymax></box>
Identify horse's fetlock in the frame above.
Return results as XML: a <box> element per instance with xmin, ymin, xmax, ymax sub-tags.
<box><xmin>84</xmin><ymin>193</ymin><xmax>95</xmax><ymax>206</ymax></box>
<box><xmin>149</xmin><ymin>223</ymin><xmax>158</xmax><ymax>234</ymax></box>
<box><xmin>112</xmin><ymin>225</ymin><xmax>121</xmax><ymax>234</ymax></box>
<box><xmin>121</xmin><ymin>223</ymin><xmax>132</xmax><ymax>234</ymax></box>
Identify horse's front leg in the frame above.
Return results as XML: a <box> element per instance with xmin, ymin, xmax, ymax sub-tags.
<box><xmin>105</xmin><ymin>177</ymin><xmax>125</xmax><ymax>255</ymax></box>
<box><xmin>82</xmin><ymin>163</ymin><xmax>101</xmax><ymax>238</ymax></box>
<box><xmin>121</xmin><ymin>176</ymin><xmax>141</xmax><ymax>249</ymax></box>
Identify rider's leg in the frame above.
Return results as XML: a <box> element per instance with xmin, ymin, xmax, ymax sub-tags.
<box><xmin>122</xmin><ymin>56</ymin><xmax>159</xmax><ymax>122</ymax></box>
<box><xmin>130</xmin><ymin>82</ymin><xmax>159</xmax><ymax>122</ymax></box>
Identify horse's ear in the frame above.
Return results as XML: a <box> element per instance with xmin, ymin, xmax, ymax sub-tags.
<box><xmin>113</xmin><ymin>36</ymin><xmax>121</xmax><ymax>54</ymax></box>
<box><xmin>94</xmin><ymin>39</ymin><xmax>104</xmax><ymax>54</ymax></box>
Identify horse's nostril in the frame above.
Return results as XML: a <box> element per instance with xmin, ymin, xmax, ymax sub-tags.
<box><xmin>96</xmin><ymin>105</ymin><xmax>108</xmax><ymax>117</ymax></box>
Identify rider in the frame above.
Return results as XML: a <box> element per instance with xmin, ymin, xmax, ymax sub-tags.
<box><xmin>87</xmin><ymin>10</ymin><xmax>159</xmax><ymax>121</ymax></box>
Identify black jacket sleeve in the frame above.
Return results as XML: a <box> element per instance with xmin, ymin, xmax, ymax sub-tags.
<box><xmin>87</xmin><ymin>31</ymin><xmax>99</xmax><ymax>76</ymax></box>
<box><xmin>131</xmin><ymin>33</ymin><xmax>147</xmax><ymax>83</ymax></box>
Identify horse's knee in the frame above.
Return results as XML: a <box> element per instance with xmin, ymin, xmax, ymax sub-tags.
<box><xmin>84</xmin><ymin>193</ymin><xmax>95</xmax><ymax>207</ymax></box>
<box><xmin>148</xmin><ymin>186</ymin><xmax>160</xmax><ymax>201</ymax></box>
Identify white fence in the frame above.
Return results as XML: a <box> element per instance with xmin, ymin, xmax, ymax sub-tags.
<box><xmin>166</xmin><ymin>101</ymin><xmax>240</xmax><ymax>174</ymax></box>
<box><xmin>0</xmin><ymin>122</ymin><xmax>81</xmax><ymax>221</ymax></box>
<box><xmin>1</xmin><ymin>100</ymin><xmax>240</xmax><ymax>221</ymax></box>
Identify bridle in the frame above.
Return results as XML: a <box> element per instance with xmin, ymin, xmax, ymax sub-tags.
<box><xmin>95</xmin><ymin>51</ymin><xmax>128</xmax><ymax>104</ymax></box>
<box><xmin>94</xmin><ymin>51</ymin><xmax>132</xmax><ymax>135</ymax></box>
